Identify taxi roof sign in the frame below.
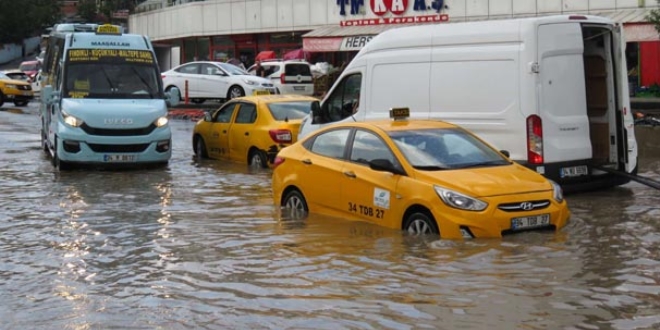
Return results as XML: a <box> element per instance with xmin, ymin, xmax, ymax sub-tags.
<box><xmin>96</xmin><ymin>24</ymin><xmax>122</xmax><ymax>35</ymax></box>
<box><xmin>389</xmin><ymin>107</ymin><xmax>410</xmax><ymax>120</ymax></box>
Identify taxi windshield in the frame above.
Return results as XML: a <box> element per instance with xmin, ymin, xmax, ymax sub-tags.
<box><xmin>64</xmin><ymin>63</ymin><xmax>161</xmax><ymax>99</ymax></box>
<box><xmin>389</xmin><ymin>128</ymin><xmax>511</xmax><ymax>170</ymax></box>
<box><xmin>267</xmin><ymin>101</ymin><xmax>312</xmax><ymax>121</ymax></box>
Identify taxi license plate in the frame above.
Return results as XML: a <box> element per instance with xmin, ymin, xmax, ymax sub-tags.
<box><xmin>253</xmin><ymin>90</ymin><xmax>270</xmax><ymax>96</ymax></box>
<box><xmin>104</xmin><ymin>154</ymin><xmax>137</xmax><ymax>162</ymax></box>
<box><xmin>511</xmin><ymin>214</ymin><xmax>550</xmax><ymax>230</ymax></box>
<box><xmin>293</xmin><ymin>86</ymin><xmax>305</xmax><ymax>91</ymax></box>
<box><xmin>560</xmin><ymin>165</ymin><xmax>588</xmax><ymax>178</ymax></box>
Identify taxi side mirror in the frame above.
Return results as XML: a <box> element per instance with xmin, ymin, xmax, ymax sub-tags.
<box><xmin>369</xmin><ymin>159</ymin><xmax>405</xmax><ymax>176</ymax></box>
<box><xmin>500</xmin><ymin>150</ymin><xmax>510</xmax><ymax>158</ymax></box>
<box><xmin>204</xmin><ymin>112</ymin><xmax>212</xmax><ymax>122</ymax></box>
<box><xmin>165</xmin><ymin>87</ymin><xmax>181</xmax><ymax>107</ymax></box>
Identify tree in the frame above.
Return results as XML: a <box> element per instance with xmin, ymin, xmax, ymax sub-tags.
<box><xmin>78</xmin><ymin>0</ymin><xmax>99</xmax><ymax>23</ymax></box>
<box><xmin>0</xmin><ymin>0</ymin><xmax>61</xmax><ymax>44</ymax></box>
<box><xmin>648</xmin><ymin>0</ymin><xmax>660</xmax><ymax>34</ymax></box>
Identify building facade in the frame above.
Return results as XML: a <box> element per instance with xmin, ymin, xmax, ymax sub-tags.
<box><xmin>130</xmin><ymin>0</ymin><xmax>660</xmax><ymax>89</ymax></box>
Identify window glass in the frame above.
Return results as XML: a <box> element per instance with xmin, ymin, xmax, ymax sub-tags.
<box><xmin>213</xmin><ymin>103</ymin><xmax>237</xmax><ymax>123</ymax></box>
<box><xmin>267</xmin><ymin>101</ymin><xmax>312</xmax><ymax>121</ymax></box>
<box><xmin>235</xmin><ymin>103</ymin><xmax>257</xmax><ymax>124</ymax></box>
<box><xmin>350</xmin><ymin>130</ymin><xmax>397</xmax><ymax>166</ymax></box>
<box><xmin>310</xmin><ymin>129</ymin><xmax>350</xmax><ymax>159</ymax></box>
<box><xmin>202</xmin><ymin>63</ymin><xmax>223</xmax><ymax>75</ymax></box>
<box><xmin>389</xmin><ymin>128</ymin><xmax>509</xmax><ymax>169</ymax></box>
<box><xmin>176</xmin><ymin>64</ymin><xmax>199</xmax><ymax>74</ymax></box>
<box><xmin>323</xmin><ymin>73</ymin><xmax>361</xmax><ymax>123</ymax></box>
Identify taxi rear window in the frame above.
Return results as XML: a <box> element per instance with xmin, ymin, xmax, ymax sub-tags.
<box><xmin>267</xmin><ymin>101</ymin><xmax>313</xmax><ymax>121</ymax></box>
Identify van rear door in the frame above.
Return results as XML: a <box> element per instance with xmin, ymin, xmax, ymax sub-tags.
<box><xmin>613</xmin><ymin>24</ymin><xmax>638</xmax><ymax>173</ymax></box>
<box><xmin>537</xmin><ymin>23</ymin><xmax>592</xmax><ymax>164</ymax></box>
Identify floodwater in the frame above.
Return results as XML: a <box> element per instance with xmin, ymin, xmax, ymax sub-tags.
<box><xmin>1</xmin><ymin>106</ymin><xmax>659</xmax><ymax>330</ymax></box>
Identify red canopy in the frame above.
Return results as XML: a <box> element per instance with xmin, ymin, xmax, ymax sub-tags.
<box><xmin>255</xmin><ymin>51</ymin><xmax>276</xmax><ymax>61</ymax></box>
<box><xmin>283</xmin><ymin>49</ymin><xmax>309</xmax><ymax>61</ymax></box>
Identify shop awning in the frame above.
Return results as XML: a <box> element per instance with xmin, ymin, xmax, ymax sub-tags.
<box><xmin>303</xmin><ymin>24</ymin><xmax>414</xmax><ymax>52</ymax></box>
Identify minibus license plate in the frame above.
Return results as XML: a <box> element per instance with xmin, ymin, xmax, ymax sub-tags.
<box><xmin>104</xmin><ymin>154</ymin><xmax>137</xmax><ymax>162</ymax></box>
<box><xmin>560</xmin><ymin>165</ymin><xmax>588</xmax><ymax>178</ymax></box>
<box><xmin>511</xmin><ymin>214</ymin><xmax>550</xmax><ymax>230</ymax></box>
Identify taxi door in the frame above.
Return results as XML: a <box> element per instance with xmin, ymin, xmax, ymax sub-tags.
<box><xmin>228</xmin><ymin>102</ymin><xmax>257</xmax><ymax>163</ymax></box>
<box><xmin>299</xmin><ymin>128</ymin><xmax>352</xmax><ymax>216</ymax></box>
<box><xmin>206</xmin><ymin>102</ymin><xmax>238</xmax><ymax>159</ymax></box>
<box><xmin>340</xmin><ymin>129</ymin><xmax>402</xmax><ymax>227</ymax></box>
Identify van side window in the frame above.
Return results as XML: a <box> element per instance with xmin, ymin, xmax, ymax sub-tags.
<box><xmin>321</xmin><ymin>73</ymin><xmax>361</xmax><ymax>124</ymax></box>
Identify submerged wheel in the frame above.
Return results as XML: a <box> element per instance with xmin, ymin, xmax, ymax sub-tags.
<box><xmin>249</xmin><ymin>150</ymin><xmax>268</xmax><ymax>168</ymax></box>
<box><xmin>403</xmin><ymin>211</ymin><xmax>439</xmax><ymax>236</ymax></box>
<box><xmin>228</xmin><ymin>86</ymin><xmax>245</xmax><ymax>100</ymax></box>
<box><xmin>52</xmin><ymin>137</ymin><xmax>72</xmax><ymax>171</ymax></box>
<box><xmin>194</xmin><ymin>136</ymin><xmax>208</xmax><ymax>159</ymax></box>
<box><xmin>282</xmin><ymin>190</ymin><xmax>308</xmax><ymax>219</ymax></box>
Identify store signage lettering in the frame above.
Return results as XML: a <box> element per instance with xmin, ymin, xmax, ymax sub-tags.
<box><xmin>339</xmin><ymin>0</ymin><xmax>445</xmax><ymax>16</ymax></box>
<box><xmin>340</xmin><ymin>14</ymin><xmax>448</xmax><ymax>26</ymax></box>
<box><xmin>341</xmin><ymin>36</ymin><xmax>373</xmax><ymax>50</ymax></box>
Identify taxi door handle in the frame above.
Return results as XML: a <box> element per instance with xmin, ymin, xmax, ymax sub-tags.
<box><xmin>343</xmin><ymin>171</ymin><xmax>356</xmax><ymax>178</ymax></box>
<box><xmin>301</xmin><ymin>159</ymin><xmax>312</xmax><ymax>165</ymax></box>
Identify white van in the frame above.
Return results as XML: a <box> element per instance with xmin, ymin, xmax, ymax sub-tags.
<box><xmin>299</xmin><ymin>15</ymin><xmax>637</xmax><ymax>193</ymax></box>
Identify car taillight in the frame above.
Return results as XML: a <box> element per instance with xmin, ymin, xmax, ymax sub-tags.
<box><xmin>526</xmin><ymin>115</ymin><xmax>543</xmax><ymax>165</ymax></box>
<box><xmin>269</xmin><ymin>129</ymin><xmax>293</xmax><ymax>143</ymax></box>
<box><xmin>280</xmin><ymin>73</ymin><xmax>285</xmax><ymax>84</ymax></box>
<box><xmin>273</xmin><ymin>156</ymin><xmax>285</xmax><ymax>168</ymax></box>
<box><xmin>161</xmin><ymin>74</ymin><xmax>166</xmax><ymax>79</ymax></box>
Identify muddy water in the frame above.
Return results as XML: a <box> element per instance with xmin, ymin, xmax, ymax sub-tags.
<box><xmin>1</xmin><ymin>106</ymin><xmax>659</xmax><ymax>329</ymax></box>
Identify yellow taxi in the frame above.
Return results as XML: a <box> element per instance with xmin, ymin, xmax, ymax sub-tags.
<box><xmin>0</xmin><ymin>71</ymin><xmax>34</xmax><ymax>107</ymax></box>
<box><xmin>272</xmin><ymin>108</ymin><xmax>570</xmax><ymax>239</ymax></box>
<box><xmin>193</xmin><ymin>94</ymin><xmax>319</xmax><ymax>167</ymax></box>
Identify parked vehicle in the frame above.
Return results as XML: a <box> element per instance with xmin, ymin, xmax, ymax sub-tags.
<box><xmin>0</xmin><ymin>71</ymin><xmax>34</xmax><ymax>107</ymax></box>
<box><xmin>299</xmin><ymin>15</ymin><xmax>637</xmax><ymax>193</ymax></box>
<box><xmin>3</xmin><ymin>70</ymin><xmax>31</xmax><ymax>83</ymax></box>
<box><xmin>40</xmin><ymin>23</ymin><xmax>179</xmax><ymax>170</ymax></box>
<box><xmin>273</xmin><ymin>108</ymin><xmax>570</xmax><ymax>239</ymax></box>
<box><xmin>18</xmin><ymin>60</ymin><xmax>41</xmax><ymax>81</ymax></box>
<box><xmin>247</xmin><ymin>60</ymin><xmax>314</xmax><ymax>96</ymax></box>
<box><xmin>162</xmin><ymin>61</ymin><xmax>277</xmax><ymax>104</ymax></box>
<box><xmin>193</xmin><ymin>94</ymin><xmax>318</xmax><ymax>168</ymax></box>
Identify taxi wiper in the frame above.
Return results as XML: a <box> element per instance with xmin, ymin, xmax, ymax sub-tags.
<box><xmin>412</xmin><ymin>165</ymin><xmax>448</xmax><ymax>171</ymax></box>
<box><xmin>456</xmin><ymin>160</ymin><xmax>511</xmax><ymax>169</ymax></box>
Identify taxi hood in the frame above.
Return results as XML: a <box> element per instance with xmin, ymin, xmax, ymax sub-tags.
<box><xmin>413</xmin><ymin>164</ymin><xmax>552</xmax><ymax>197</ymax></box>
<box><xmin>61</xmin><ymin>99</ymin><xmax>168</xmax><ymax>128</ymax></box>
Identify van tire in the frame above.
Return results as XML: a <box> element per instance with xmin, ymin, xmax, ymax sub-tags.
<box><xmin>249</xmin><ymin>149</ymin><xmax>268</xmax><ymax>168</ymax></box>
<box><xmin>228</xmin><ymin>86</ymin><xmax>245</xmax><ymax>100</ymax></box>
<box><xmin>403</xmin><ymin>210</ymin><xmax>439</xmax><ymax>236</ymax></box>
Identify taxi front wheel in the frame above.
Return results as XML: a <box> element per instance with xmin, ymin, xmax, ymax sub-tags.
<box><xmin>282</xmin><ymin>190</ymin><xmax>308</xmax><ymax>219</ymax></box>
<box><xmin>404</xmin><ymin>211</ymin><xmax>440</xmax><ymax>236</ymax></box>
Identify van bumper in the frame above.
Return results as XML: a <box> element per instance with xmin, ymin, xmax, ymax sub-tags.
<box><xmin>521</xmin><ymin>160</ymin><xmax>631</xmax><ymax>194</ymax></box>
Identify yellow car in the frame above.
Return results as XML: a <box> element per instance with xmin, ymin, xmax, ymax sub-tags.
<box><xmin>272</xmin><ymin>109</ymin><xmax>570</xmax><ymax>239</ymax></box>
<box><xmin>0</xmin><ymin>71</ymin><xmax>34</xmax><ymax>107</ymax></box>
<box><xmin>193</xmin><ymin>94</ymin><xmax>319</xmax><ymax>167</ymax></box>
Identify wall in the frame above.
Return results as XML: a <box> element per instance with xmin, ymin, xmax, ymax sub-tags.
<box><xmin>129</xmin><ymin>0</ymin><xmax>658</xmax><ymax>41</ymax></box>
<box><xmin>0</xmin><ymin>37</ymin><xmax>40</xmax><ymax>65</ymax></box>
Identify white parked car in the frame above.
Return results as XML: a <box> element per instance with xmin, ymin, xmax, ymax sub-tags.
<box><xmin>161</xmin><ymin>61</ymin><xmax>278</xmax><ymax>103</ymax></box>
<box><xmin>247</xmin><ymin>60</ymin><xmax>314</xmax><ymax>96</ymax></box>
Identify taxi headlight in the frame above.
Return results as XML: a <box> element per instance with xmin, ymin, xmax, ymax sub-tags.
<box><xmin>6</xmin><ymin>84</ymin><xmax>18</xmax><ymax>89</ymax></box>
<box><xmin>549</xmin><ymin>179</ymin><xmax>563</xmax><ymax>203</ymax></box>
<box><xmin>242</xmin><ymin>79</ymin><xmax>257</xmax><ymax>85</ymax></box>
<box><xmin>434</xmin><ymin>186</ymin><xmax>488</xmax><ymax>211</ymax></box>
<box><xmin>62</xmin><ymin>110</ymin><xmax>83</xmax><ymax>127</ymax></box>
<box><xmin>154</xmin><ymin>116</ymin><xmax>169</xmax><ymax>127</ymax></box>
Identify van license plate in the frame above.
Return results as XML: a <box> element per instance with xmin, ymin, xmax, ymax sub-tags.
<box><xmin>511</xmin><ymin>214</ymin><xmax>550</xmax><ymax>230</ymax></box>
<box><xmin>560</xmin><ymin>165</ymin><xmax>588</xmax><ymax>178</ymax></box>
<box><xmin>293</xmin><ymin>86</ymin><xmax>305</xmax><ymax>91</ymax></box>
<box><xmin>104</xmin><ymin>154</ymin><xmax>137</xmax><ymax>162</ymax></box>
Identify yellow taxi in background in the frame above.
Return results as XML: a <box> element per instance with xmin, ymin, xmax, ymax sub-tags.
<box><xmin>193</xmin><ymin>94</ymin><xmax>319</xmax><ymax>167</ymax></box>
<box><xmin>0</xmin><ymin>71</ymin><xmax>34</xmax><ymax>107</ymax></box>
<box><xmin>272</xmin><ymin>108</ymin><xmax>570</xmax><ymax>239</ymax></box>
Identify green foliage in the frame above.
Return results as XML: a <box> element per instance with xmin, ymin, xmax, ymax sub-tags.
<box><xmin>648</xmin><ymin>0</ymin><xmax>660</xmax><ymax>34</ymax></box>
<box><xmin>78</xmin><ymin>0</ymin><xmax>99</xmax><ymax>23</ymax></box>
<box><xmin>0</xmin><ymin>0</ymin><xmax>61</xmax><ymax>44</ymax></box>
